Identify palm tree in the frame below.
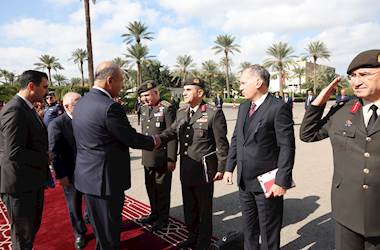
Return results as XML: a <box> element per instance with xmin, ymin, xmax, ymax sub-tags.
<box><xmin>34</xmin><ymin>54</ymin><xmax>64</xmax><ymax>83</ymax></box>
<box><xmin>172</xmin><ymin>55</ymin><xmax>196</xmax><ymax>86</ymax></box>
<box><xmin>201</xmin><ymin>60</ymin><xmax>220</xmax><ymax>93</ymax></box>
<box><xmin>212</xmin><ymin>34</ymin><xmax>240</xmax><ymax>97</ymax></box>
<box><xmin>0</xmin><ymin>69</ymin><xmax>15</xmax><ymax>85</ymax></box>
<box><xmin>70</xmin><ymin>77</ymin><xmax>81</xmax><ymax>88</ymax></box>
<box><xmin>292</xmin><ymin>66</ymin><xmax>305</xmax><ymax>93</ymax></box>
<box><xmin>305</xmin><ymin>41</ymin><xmax>331</xmax><ymax>94</ymax></box>
<box><xmin>263</xmin><ymin>42</ymin><xmax>295</xmax><ymax>96</ymax></box>
<box><xmin>121</xmin><ymin>21</ymin><xmax>154</xmax><ymax>45</ymax></box>
<box><xmin>239</xmin><ymin>61</ymin><xmax>253</xmax><ymax>73</ymax></box>
<box><xmin>53</xmin><ymin>74</ymin><xmax>67</xmax><ymax>86</ymax></box>
<box><xmin>125</xmin><ymin>43</ymin><xmax>153</xmax><ymax>86</ymax></box>
<box><xmin>83</xmin><ymin>0</ymin><xmax>96</xmax><ymax>86</ymax></box>
<box><xmin>70</xmin><ymin>48</ymin><xmax>87</xmax><ymax>87</ymax></box>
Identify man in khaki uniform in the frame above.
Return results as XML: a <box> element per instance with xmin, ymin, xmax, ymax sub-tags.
<box><xmin>300</xmin><ymin>49</ymin><xmax>380</xmax><ymax>250</ymax></box>
<box><xmin>159</xmin><ymin>78</ymin><xmax>229</xmax><ymax>250</ymax></box>
<box><xmin>137</xmin><ymin>80</ymin><xmax>177</xmax><ymax>232</ymax></box>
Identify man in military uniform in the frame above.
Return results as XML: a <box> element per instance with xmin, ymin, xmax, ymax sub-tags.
<box><xmin>159</xmin><ymin>77</ymin><xmax>229</xmax><ymax>250</ymax></box>
<box><xmin>300</xmin><ymin>49</ymin><xmax>380</xmax><ymax>250</ymax></box>
<box><xmin>137</xmin><ymin>80</ymin><xmax>177</xmax><ymax>232</ymax></box>
<box><xmin>44</xmin><ymin>91</ymin><xmax>64</xmax><ymax>127</ymax></box>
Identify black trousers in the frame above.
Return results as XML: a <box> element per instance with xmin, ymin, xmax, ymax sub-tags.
<box><xmin>144</xmin><ymin>165</ymin><xmax>172</xmax><ymax>224</ymax></box>
<box><xmin>335</xmin><ymin>222</ymin><xmax>380</xmax><ymax>250</ymax></box>
<box><xmin>239</xmin><ymin>188</ymin><xmax>283</xmax><ymax>250</ymax></box>
<box><xmin>63</xmin><ymin>185</ymin><xmax>87</xmax><ymax>237</ymax></box>
<box><xmin>84</xmin><ymin>192</ymin><xmax>124</xmax><ymax>250</ymax></box>
<box><xmin>0</xmin><ymin>188</ymin><xmax>44</xmax><ymax>250</ymax></box>
<box><xmin>182</xmin><ymin>182</ymin><xmax>214</xmax><ymax>248</ymax></box>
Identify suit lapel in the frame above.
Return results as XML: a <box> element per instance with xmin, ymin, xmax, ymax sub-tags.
<box><xmin>239</xmin><ymin>101</ymin><xmax>250</xmax><ymax>137</ymax></box>
<box><xmin>349</xmin><ymin>107</ymin><xmax>366</xmax><ymax>135</ymax></box>
<box><xmin>244</xmin><ymin>95</ymin><xmax>272</xmax><ymax>143</ymax></box>
<box><xmin>189</xmin><ymin>107</ymin><xmax>203</xmax><ymax>125</ymax></box>
<box><xmin>368</xmin><ymin>112</ymin><xmax>380</xmax><ymax>135</ymax></box>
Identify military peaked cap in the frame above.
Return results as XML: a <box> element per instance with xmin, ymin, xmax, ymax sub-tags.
<box><xmin>183</xmin><ymin>77</ymin><xmax>205</xmax><ymax>89</ymax></box>
<box><xmin>137</xmin><ymin>80</ymin><xmax>157</xmax><ymax>95</ymax></box>
<box><xmin>347</xmin><ymin>49</ymin><xmax>380</xmax><ymax>74</ymax></box>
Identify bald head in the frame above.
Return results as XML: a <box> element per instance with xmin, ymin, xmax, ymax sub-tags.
<box><xmin>63</xmin><ymin>92</ymin><xmax>81</xmax><ymax>115</ymax></box>
<box><xmin>94</xmin><ymin>61</ymin><xmax>124</xmax><ymax>97</ymax></box>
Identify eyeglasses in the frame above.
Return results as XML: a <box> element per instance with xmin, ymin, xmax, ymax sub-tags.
<box><xmin>347</xmin><ymin>70</ymin><xmax>380</xmax><ymax>80</ymax></box>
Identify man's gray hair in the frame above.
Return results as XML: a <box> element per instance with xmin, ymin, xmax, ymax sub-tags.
<box><xmin>245</xmin><ymin>64</ymin><xmax>270</xmax><ymax>87</ymax></box>
<box><xmin>95</xmin><ymin>63</ymin><xmax>120</xmax><ymax>81</ymax></box>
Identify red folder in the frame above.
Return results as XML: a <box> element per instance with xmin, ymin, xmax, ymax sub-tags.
<box><xmin>257</xmin><ymin>168</ymin><xmax>295</xmax><ymax>198</ymax></box>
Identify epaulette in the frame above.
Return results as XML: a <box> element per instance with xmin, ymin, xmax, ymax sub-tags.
<box><xmin>159</xmin><ymin>100</ymin><xmax>171</xmax><ymax>107</ymax></box>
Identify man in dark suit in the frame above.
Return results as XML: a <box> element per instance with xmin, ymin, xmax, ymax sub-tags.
<box><xmin>72</xmin><ymin>61</ymin><xmax>159</xmax><ymax>250</ymax></box>
<box><xmin>48</xmin><ymin>92</ymin><xmax>87</xmax><ymax>249</ymax></box>
<box><xmin>0</xmin><ymin>70</ymin><xmax>49</xmax><ymax>250</ymax></box>
<box><xmin>335</xmin><ymin>88</ymin><xmax>351</xmax><ymax>104</ymax></box>
<box><xmin>304</xmin><ymin>90</ymin><xmax>315</xmax><ymax>109</ymax></box>
<box><xmin>283</xmin><ymin>92</ymin><xmax>293</xmax><ymax>107</ymax></box>
<box><xmin>300</xmin><ymin>49</ymin><xmax>380</xmax><ymax>250</ymax></box>
<box><xmin>159</xmin><ymin>77</ymin><xmax>229</xmax><ymax>250</ymax></box>
<box><xmin>137</xmin><ymin>81</ymin><xmax>177</xmax><ymax>232</ymax></box>
<box><xmin>214</xmin><ymin>93</ymin><xmax>224</xmax><ymax>109</ymax></box>
<box><xmin>224</xmin><ymin>65</ymin><xmax>295</xmax><ymax>250</ymax></box>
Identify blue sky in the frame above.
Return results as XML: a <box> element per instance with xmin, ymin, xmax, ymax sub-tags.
<box><xmin>1</xmin><ymin>0</ymin><xmax>380</xmax><ymax>79</ymax></box>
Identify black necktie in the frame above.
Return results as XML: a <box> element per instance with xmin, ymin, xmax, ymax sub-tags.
<box><xmin>248</xmin><ymin>103</ymin><xmax>256</xmax><ymax>117</ymax></box>
<box><xmin>367</xmin><ymin>105</ymin><xmax>378</xmax><ymax>131</ymax></box>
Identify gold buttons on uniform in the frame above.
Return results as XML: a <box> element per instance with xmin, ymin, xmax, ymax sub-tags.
<box><xmin>184</xmin><ymin>143</ymin><xmax>188</xmax><ymax>146</ymax></box>
<box><xmin>364</xmin><ymin>152</ymin><xmax>370</xmax><ymax>158</ymax></box>
<box><xmin>147</xmin><ymin>126</ymin><xmax>150</xmax><ymax>129</ymax></box>
<box><xmin>187</xmin><ymin>126</ymin><xmax>190</xmax><ymax>130</ymax></box>
<box><xmin>366</xmin><ymin>137</ymin><xmax>372</xmax><ymax>142</ymax></box>
<box><xmin>147</xmin><ymin>120</ymin><xmax>150</xmax><ymax>122</ymax></box>
<box><xmin>186</xmin><ymin>134</ymin><xmax>189</xmax><ymax>138</ymax></box>
<box><xmin>184</xmin><ymin>151</ymin><xmax>188</xmax><ymax>155</ymax></box>
<box><xmin>363</xmin><ymin>184</ymin><xmax>369</xmax><ymax>190</ymax></box>
<box><xmin>363</xmin><ymin>168</ymin><xmax>370</xmax><ymax>174</ymax></box>
<box><xmin>342</xmin><ymin>131</ymin><xmax>347</xmax><ymax>135</ymax></box>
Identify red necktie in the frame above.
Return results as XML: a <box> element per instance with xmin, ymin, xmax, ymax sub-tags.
<box><xmin>248</xmin><ymin>103</ymin><xmax>256</xmax><ymax>117</ymax></box>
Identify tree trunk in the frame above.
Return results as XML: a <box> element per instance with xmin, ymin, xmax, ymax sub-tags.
<box><xmin>48</xmin><ymin>68</ymin><xmax>52</xmax><ymax>85</ymax></box>
<box><xmin>225</xmin><ymin>50</ymin><xmax>230</xmax><ymax>98</ymax></box>
<box><xmin>80</xmin><ymin>61</ymin><xmax>85</xmax><ymax>88</ymax></box>
<box><xmin>84</xmin><ymin>0</ymin><xmax>94</xmax><ymax>86</ymax></box>
<box><xmin>313</xmin><ymin>58</ymin><xmax>317</xmax><ymax>94</ymax></box>
<box><xmin>137</xmin><ymin>61</ymin><xmax>142</xmax><ymax>86</ymax></box>
<box><xmin>279</xmin><ymin>70</ymin><xmax>284</xmax><ymax>96</ymax></box>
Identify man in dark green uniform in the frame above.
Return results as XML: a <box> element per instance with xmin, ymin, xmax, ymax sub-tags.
<box><xmin>300</xmin><ymin>49</ymin><xmax>380</xmax><ymax>250</ymax></box>
<box><xmin>137</xmin><ymin>80</ymin><xmax>177</xmax><ymax>232</ymax></box>
<box><xmin>159</xmin><ymin>77</ymin><xmax>229</xmax><ymax>250</ymax></box>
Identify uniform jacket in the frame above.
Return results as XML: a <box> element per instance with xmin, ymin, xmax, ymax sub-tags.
<box><xmin>300</xmin><ymin>99</ymin><xmax>380</xmax><ymax>237</ymax></box>
<box><xmin>140</xmin><ymin>100</ymin><xmax>177</xmax><ymax>167</ymax></box>
<box><xmin>72</xmin><ymin>88</ymin><xmax>154</xmax><ymax>196</ymax></box>
<box><xmin>43</xmin><ymin>102</ymin><xmax>64</xmax><ymax>127</ymax></box>
<box><xmin>226</xmin><ymin>94</ymin><xmax>295</xmax><ymax>190</ymax></box>
<box><xmin>0</xmin><ymin>95</ymin><xmax>49</xmax><ymax>194</ymax></box>
<box><xmin>160</xmin><ymin>101</ymin><xmax>229</xmax><ymax>186</ymax></box>
<box><xmin>48</xmin><ymin>112</ymin><xmax>76</xmax><ymax>182</ymax></box>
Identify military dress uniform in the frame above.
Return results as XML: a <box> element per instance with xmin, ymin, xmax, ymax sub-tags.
<box><xmin>140</xmin><ymin>99</ymin><xmax>177</xmax><ymax>226</ymax></box>
<box><xmin>43</xmin><ymin>102</ymin><xmax>64</xmax><ymax>127</ymax></box>
<box><xmin>300</xmin><ymin>49</ymin><xmax>380</xmax><ymax>250</ymax></box>
<box><xmin>160</xmin><ymin>90</ymin><xmax>229</xmax><ymax>249</ymax></box>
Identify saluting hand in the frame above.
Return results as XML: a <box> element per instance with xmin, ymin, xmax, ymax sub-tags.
<box><xmin>311</xmin><ymin>76</ymin><xmax>341</xmax><ymax>106</ymax></box>
<box><xmin>223</xmin><ymin>171</ymin><xmax>233</xmax><ymax>185</ymax></box>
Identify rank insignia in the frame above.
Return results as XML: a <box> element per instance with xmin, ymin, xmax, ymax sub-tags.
<box><xmin>345</xmin><ymin>120</ymin><xmax>352</xmax><ymax>127</ymax></box>
<box><xmin>350</xmin><ymin>100</ymin><xmax>361</xmax><ymax>113</ymax></box>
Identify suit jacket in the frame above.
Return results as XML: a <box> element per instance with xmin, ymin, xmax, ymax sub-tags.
<box><xmin>0</xmin><ymin>95</ymin><xmax>49</xmax><ymax>194</ymax></box>
<box><xmin>304</xmin><ymin>95</ymin><xmax>316</xmax><ymax>109</ymax></box>
<box><xmin>214</xmin><ymin>97</ymin><xmax>223</xmax><ymax>108</ymax></box>
<box><xmin>72</xmin><ymin>88</ymin><xmax>155</xmax><ymax>196</ymax></box>
<box><xmin>140</xmin><ymin>100</ymin><xmax>177</xmax><ymax>167</ymax></box>
<box><xmin>300</xmin><ymin>99</ymin><xmax>380</xmax><ymax>237</ymax></box>
<box><xmin>48</xmin><ymin>112</ymin><xmax>76</xmax><ymax>182</ymax></box>
<box><xmin>226</xmin><ymin>94</ymin><xmax>295</xmax><ymax>190</ymax></box>
<box><xmin>284</xmin><ymin>96</ymin><xmax>293</xmax><ymax>107</ymax></box>
<box><xmin>335</xmin><ymin>95</ymin><xmax>352</xmax><ymax>104</ymax></box>
<box><xmin>160</xmin><ymin>102</ymin><xmax>229</xmax><ymax>186</ymax></box>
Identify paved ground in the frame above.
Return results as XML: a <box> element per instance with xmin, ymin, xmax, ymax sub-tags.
<box><xmin>126</xmin><ymin>101</ymin><xmax>337</xmax><ymax>250</ymax></box>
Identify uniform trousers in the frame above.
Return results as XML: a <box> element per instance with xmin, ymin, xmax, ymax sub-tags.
<box><xmin>335</xmin><ymin>222</ymin><xmax>380</xmax><ymax>250</ymax></box>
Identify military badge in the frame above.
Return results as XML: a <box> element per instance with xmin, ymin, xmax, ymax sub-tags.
<box><xmin>345</xmin><ymin>120</ymin><xmax>352</xmax><ymax>127</ymax></box>
<box><xmin>350</xmin><ymin>100</ymin><xmax>361</xmax><ymax>113</ymax></box>
<box><xmin>193</xmin><ymin>78</ymin><xmax>200</xmax><ymax>84</ymax></box>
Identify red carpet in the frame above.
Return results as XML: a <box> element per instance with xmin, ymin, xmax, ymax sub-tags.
<box><xmin>0</xmin><ymin>185</ymin><xmax>216</xmax><ymax>250</ymax></box>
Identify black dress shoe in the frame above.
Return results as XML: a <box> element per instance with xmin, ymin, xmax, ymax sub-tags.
<box><xmin>138</xmin><ymin>215</ymin><xmax>158</xmax><ymax>224</ymax></box>
<box><xmin>75</xmin><ymin>235</ymin><xmax>85</xmax><ymax>249</ymax></box>
<box><xmin>150</xmin><ymin>221</ymin><xmax>168</xmax><ymax>232</ymax></box>
<box><xmin>176</xmin><ymin>237</ymin><xmax>197</xmax><ymax>248</ymax></box>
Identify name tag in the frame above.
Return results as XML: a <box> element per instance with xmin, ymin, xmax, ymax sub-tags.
<box><xmin>154</xmin><ymin>112</ymin><xmax>163</xmax><ymax>117</ymax></box>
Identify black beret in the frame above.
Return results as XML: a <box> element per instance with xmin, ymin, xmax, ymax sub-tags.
<box><xmin>183</xmin><ymin>77</ymin><xmax>205</xmax><ymax>89</ymax></box>
<box><xmin>47</xmin><ymin>91</ymin><xmax>55</xmax><ymax>96</ymax></box>
<box><xmin>347</xmin><ymin>49</ymin><xmax>380</xmax><ymax>74</ymax></box>
<box><xmin>137</xmin><ymin>80</ymin><xmax>156</xmax><ymax>95</ymax></box>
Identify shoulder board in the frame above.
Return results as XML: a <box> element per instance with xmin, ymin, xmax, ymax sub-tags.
<box><xmin>159</xmin><ymin>100</ymin><xmax>171</xmax><ymax>108</ymax></box>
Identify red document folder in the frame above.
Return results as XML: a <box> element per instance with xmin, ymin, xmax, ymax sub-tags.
<box><xmin>257</xmin><ymin>168</ymin><xmax>295</xmax><ymax>198</ymax></box>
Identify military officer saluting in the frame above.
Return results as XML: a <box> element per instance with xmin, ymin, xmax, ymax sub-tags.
<box><xmin>300</xmin><ymin>49</ymin><xmax>380</xmax><ymax>250</ymax></box>
<box><xmin>137</xmin><ymin>80</ymin><xmax>177</xmax><ymax>232</ymax></box>
<box><xmin>159</xmin><ymin>77</ymin><xmax>229</xmax><ymax>250</ymax></box>
<box><xmin>44</xmin><ymin>91</ymin><xmax>64</xmax><ymax>127</ymax></box>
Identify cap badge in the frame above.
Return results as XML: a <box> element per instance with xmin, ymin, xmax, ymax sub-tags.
<box><xmin>193</xmin><ymin>78</ymin><xmax>200</xmax><ymax>84</ymax></box>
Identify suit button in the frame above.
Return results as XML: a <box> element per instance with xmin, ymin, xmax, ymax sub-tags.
<box><xmin>366</xmin><ymin>137</ymin><xmax>372</xmax><ymax>142</ymax></box>
<box><xmin>364</xmin><ymin>152</ymin><xmax>370</xmax><ymax>158</ymax></box>
<box><xmin>186</xmin><ymin>134</ymin><xmax>189</xmax><ymax>138</ymax></box>
<box><xmin>363</xmin><ymin>168</ymin><xmax>370</xmax><ymax>174</ymax></box>
<box><xmin>184</xmin><ymin>151</ymin><xmax>188</xmax><ymax>155</ymax></box>
<box><xmin>363</xmin><ymin>184</ymin><xmax>369</xmax><ymax>190</ymax></box>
